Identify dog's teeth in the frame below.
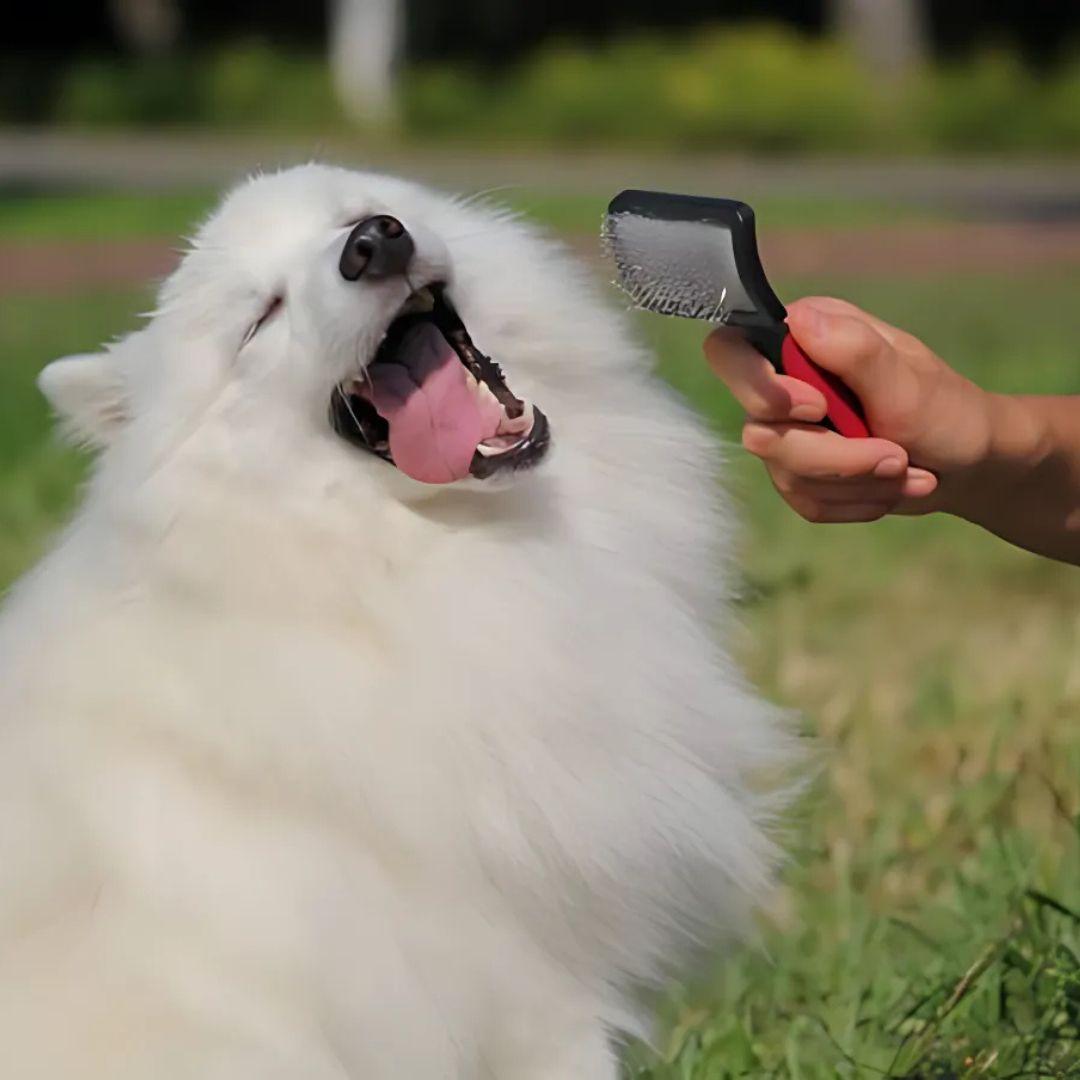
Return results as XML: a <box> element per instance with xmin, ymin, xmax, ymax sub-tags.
<box><xmin>500</xmin><ymin>401</ymin><xmax>533</xmax><ymax>435</ymax></box>
<box><xmin>475</xmin><ymin>442</ymin><xmax>505</xmax><ymax>458</ymax></box>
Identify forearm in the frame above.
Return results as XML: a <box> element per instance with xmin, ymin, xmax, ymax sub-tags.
<box><xmin>950</xmin><ymin>394</ymin><xmax>1080</xmax><ymax>565</ymax></box>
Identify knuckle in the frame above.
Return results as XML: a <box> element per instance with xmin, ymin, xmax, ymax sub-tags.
<box><xmin>770</xmin><ymin>469</ymin><xmax>796</xmax><ymax>496</ymax></box>
<box><xmin>806</xmin><ymin>463</ymin><xmax>852</xmax><ymax>481</ymax></box>
<box><xmin>893</xmin><ymin>329</ymin><xmax>932</xmax><ymax>360</ymax></box>
<box><xmin>742</xmin><ymin>386</ymin><xmax>787</xmax><ymax>421</ymax></box>
<box><xmin>702</xmin><ymin>338</ymin><xmax>729</xmax><ymax>371</ymax></box>
<box><xmin>703</xmin><ymin>326</ymin><xmax>741</xmax><ymax>359</ymax></box>
<box><xmin>740</xmin><ymin>394</ymin><xmax>767</xmax><ymax>420</ymax></box>
<box><xmin>794</xmin><ymin>498</ymin><xmax>827</xmax><ymax>523</ymax></box>
<box><xmin>822</xmin><ymin>321</ymin><xmax>890</xmax><ymax>378</ymax></box>
<box><xmin>810</xmin><ymin>455</ymin><xmax>874</xmax><ymax>481</ymax></box>
<box><xmin>848</xmin><ymin>322</ymin><xmax>887</xmax><ymax>362</ymax></box>
<box><xmin>799</xmin><ymin>463</ymin><xmax>847</xmax><ymax>483</ymax></box>
<box><xmin>855</xmin><ymin>504</ymin><xmax>891</xmax><ymax>523</ymax></box>
<box><xmin>741</xmin><ymin>424</ymin><xmax>775</xmax><ymax>455</ymax></box>
<box><xmin>841</xmin><ymin>460</ymin><xmax>877</xmax><ymax>481</ymax></box>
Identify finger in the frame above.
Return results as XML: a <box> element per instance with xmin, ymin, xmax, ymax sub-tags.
<box><xmin>785</xmin><ymin>493</ymin><xmax>895</xmax><ymax>524</ymax></box>
<box><xmin>893</xmin><ymin>469</ymin><xmax>945</xmax><ymax>515</ymax></box>
<box><xmin>742</xmin><ymin>422</ymin><xmax>908</xmax><ymax>480</ymax></box>
<box><xmin>789</xmin><ymin>296</ymin><xmax>919</xmax><ymax>351</ymax></box>
<box><xmin>704</xmin><ymin>327</ymin><xmax>827</xmax><ymax>422</ymax></box>
<box><xmin>784</xmin><ymin>304</ymin><xmax>900</xmax><ymax>403</ymax></box>
<box><xmin>773</xmin><ymin>474</ymin><xmax>906</xmax><ymax>505</ymax></box>
<box><xmin>902</xmin><ymin>467</ymin><xmax>938</xmax><ymax>499</ymax></box>
<box><xmin>773</xmin><ymin>466</ymin><xmax>939</xmax><ymax>504</ymax></box>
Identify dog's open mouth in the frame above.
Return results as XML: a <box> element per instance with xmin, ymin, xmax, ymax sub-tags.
<box><xmin>331</xmin><ymin>285</ymin><xmax>550</xmax><ymax>484</ymax></box>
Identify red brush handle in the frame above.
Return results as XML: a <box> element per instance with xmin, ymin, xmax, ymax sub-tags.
<box><xmin>779</xmin><ymin>330</ymin><xmax>869</xmax><ymax>438</ymax></box>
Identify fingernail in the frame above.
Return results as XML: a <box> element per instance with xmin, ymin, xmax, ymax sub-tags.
<box><xmin>904</xmin><ymin>470</ymin><xmax>938</xmax><ymax>497</ymax></box>
<box><xmin>873</xmin><ymin>457</ymin><xmax>905</xmax><ymax>479</ymax></box>
<box><xmin>790</xmin><ymin>403</ymin><xmax>825</xmax><ymax>422</ymax></box>
<box><xmin>796</xmin><ymin>307</ymin><xmax>827</xmax><ymax>336</ymax></box>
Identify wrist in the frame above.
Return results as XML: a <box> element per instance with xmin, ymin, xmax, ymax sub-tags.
<box><xmin>947</xmin><ymin>392</ymin><xmax>1053</xmax><ymax>525</ymax></box>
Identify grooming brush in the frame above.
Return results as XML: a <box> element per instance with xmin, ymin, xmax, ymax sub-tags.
<box><xmin>603</xmin><ymin>190</ymin><xmax>869</xmax><ymax>438</ymax></box>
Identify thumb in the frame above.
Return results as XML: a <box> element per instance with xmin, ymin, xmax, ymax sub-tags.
<box><xmin>786</xmin><ymin>299</ymin><xmax>896</xmax><ymax>404</ymax></box>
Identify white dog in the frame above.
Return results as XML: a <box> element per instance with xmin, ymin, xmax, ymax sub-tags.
<box><xmin>0</xmin><ymin>164</ymin><xmax>789</xmax><ymax>1078</ymax></box>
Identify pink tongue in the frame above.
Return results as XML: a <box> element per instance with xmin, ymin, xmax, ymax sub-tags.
<box><xmin>360</xmin><ymin>322</ymin><xmax>502</xmax><ymax>484</ymax></box>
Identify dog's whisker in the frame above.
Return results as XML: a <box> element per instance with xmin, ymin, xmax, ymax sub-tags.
<box><xmin>334</xmin><ymin>384</ymin><xmax>366</xmax><ymax>437</ymax></box>
<box><xmin>453</xmin><ymin>184</ymin><xmax>523</xmax><ymax>210</ymax></box>
<box><xmin>442</xmin><ymin>226</ymin><xmax>511</xmax><ymax>245</ymax></box>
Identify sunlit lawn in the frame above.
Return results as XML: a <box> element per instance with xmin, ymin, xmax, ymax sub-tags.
<box><xmin>640</xmin><ymin>270</ymin><xmax>1080</xmax><ymax>1077</ymax></box>
<box><xmin>1</xmin><ymin>192</ymin><xmax>1078</xmax><ymax>1076</ymax></box>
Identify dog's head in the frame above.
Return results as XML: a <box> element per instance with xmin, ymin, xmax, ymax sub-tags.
<box><xmin>37</xmin><ymin>165</ymin><xmax>623</xmax><ymax>493</ymax></box>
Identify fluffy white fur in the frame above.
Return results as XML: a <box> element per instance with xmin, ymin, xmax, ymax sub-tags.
<box><xmin>0</xmin><ymin>164</ymin><xmax>789</xmax><ymax>1078</ymax></box>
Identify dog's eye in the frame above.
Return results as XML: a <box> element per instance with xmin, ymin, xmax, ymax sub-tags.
<box><xmin>241</xmin><ymin>296</ymin><xmax>283</xmax><ymax>347</ymax></box>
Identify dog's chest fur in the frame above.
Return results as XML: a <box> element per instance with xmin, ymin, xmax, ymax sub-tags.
<box><xmin>3</xmin><ymin>428</ymin><xmax>767</xmax><ymax>998</ymax></box>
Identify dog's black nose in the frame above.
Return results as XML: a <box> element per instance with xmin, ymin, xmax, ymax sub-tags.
<box><xmin>339</xmin><ymin>215</ymin><xmax>415</xmax><ymax>281</ymax></box>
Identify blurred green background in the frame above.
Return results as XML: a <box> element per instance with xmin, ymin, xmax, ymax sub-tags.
<box><xmin>2</xmin><ymin>1</ymin><xmax>1080</xmax><ymax>1076</ymax></box>
<box><xmin>4</xmin><ymin>2</ymin><xmax>1080</xmax><ymax>153</ymax></box>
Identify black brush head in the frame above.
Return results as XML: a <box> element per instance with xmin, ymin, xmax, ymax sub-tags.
<box><xmin>604</xmin><ymin>190</ymin><xmax>787</xmax><ymax>332</ymax></box>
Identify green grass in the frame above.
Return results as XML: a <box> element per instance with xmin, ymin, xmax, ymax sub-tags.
<box><xmin>0</xmin><ymin>189</ymin><xmax>218</xmax><ymax>241</ymax></box>
<box><xmin>0</xmin><ymin>187</ymin><xmax>938</xmax><ymax>243</ymax></box>
<box><xmin>0</xmin><ymin>290</ymin><xmax>145</xmax><ymax>585</ymax></box>
<box><xmin>2</xmin><ymin>259</ymin><xmax>1079</xmax><ymax>1075</ymax></box>
<box><xmin>634</xmin><ymin>270</ymin><xmax>1080</xmax><ymax>1076</ymax></box>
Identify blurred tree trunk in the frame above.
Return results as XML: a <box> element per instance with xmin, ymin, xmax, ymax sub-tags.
<box><xmin>829</xmin><ymin>0</ymin><xmax>927</xmax><ymax>82</ymax></box>
<box><xmin>108</xmin><ymin>0</ymin><xmax>182</xmax><ymax>56</ymax></box>
<box><xmin>330</xmin><ymin>0</ymin><xmax>402</xmax><ymax>123</ymax></box>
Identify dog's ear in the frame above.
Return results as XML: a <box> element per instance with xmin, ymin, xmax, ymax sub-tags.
<box><xmin>37</xmin><ymin>352</ymin><xmax>127</xmax><ymax>448</ymax></box>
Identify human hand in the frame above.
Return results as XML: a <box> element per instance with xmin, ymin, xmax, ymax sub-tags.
<box><xmin>704</xmin><ymin>297</ymin><xmax>1000</xmax><ymax>523</ymax></box>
